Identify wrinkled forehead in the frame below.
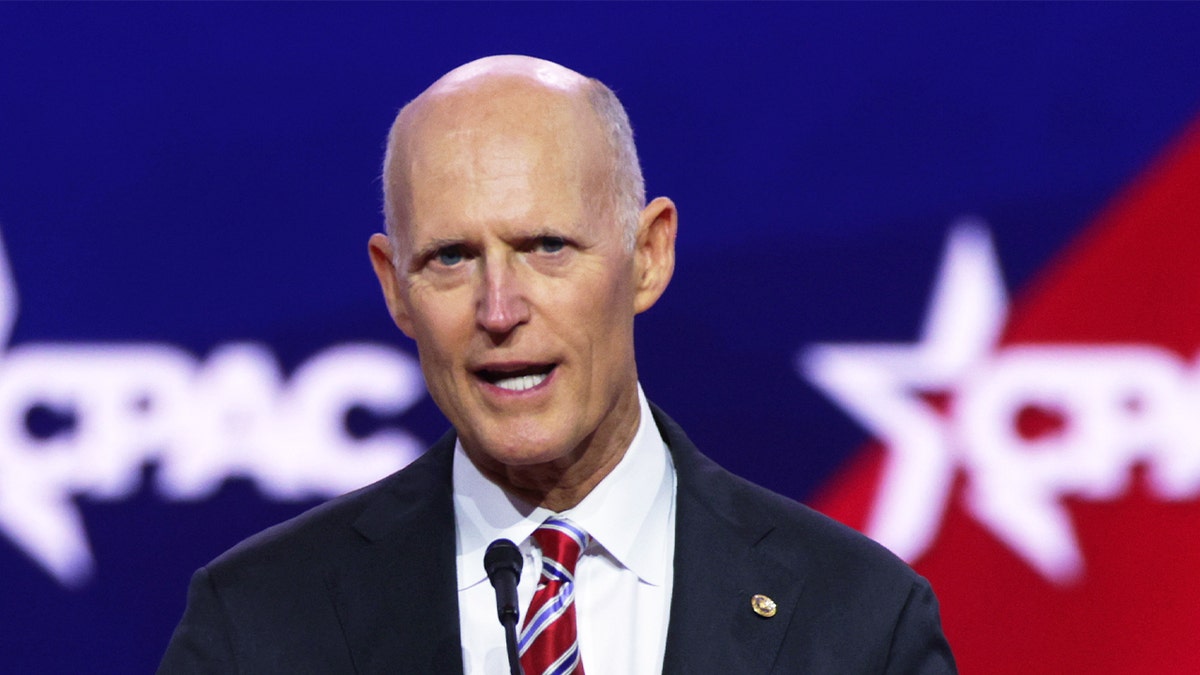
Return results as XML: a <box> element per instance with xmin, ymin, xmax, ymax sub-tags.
<box><xmin>401</xmin><ymin>73</ymin><xmax>597</xmax><ymax>154</ymax></box>
<box><xmin>386</xmin><ymin>77</ymin><xmax>610</xmax><ymax>228</ymax></box>
<box><xmin>415</xmin><ymin>88</ymin><xmax>588</xmax><ymax>165</ymax></box>
<box><xmin>411</xmin><ymin>81</ymin><xmax>584</xmax><ymax>147</ymax></box>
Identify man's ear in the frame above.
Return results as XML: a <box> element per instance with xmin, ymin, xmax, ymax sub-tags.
<box><xmin>632</xmin><ymin>196</ymin><xmax>678</xmax><ymax>314</ymax></box>
<box><xmin>368</xmin><ymin>232</ymin><xmax>415</xmax><ymax>337</ymax></box>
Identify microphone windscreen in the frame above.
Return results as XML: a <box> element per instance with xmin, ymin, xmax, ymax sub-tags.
<box><xmin>484</xmin><ymin>538</ymin><xmax>523</xmax><ymax>582</ymax></box>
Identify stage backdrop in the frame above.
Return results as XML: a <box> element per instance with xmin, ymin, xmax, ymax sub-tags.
<box><xmin>3</xmin><ymin>4</ymin><xmax>1200</xmax><ymax>673</ymax></box>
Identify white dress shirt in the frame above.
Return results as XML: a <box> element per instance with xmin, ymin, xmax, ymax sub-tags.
<box><xmin>454</xmin><ymin>385</ymin><xmax>677</xmax><ymax>674</ymax></box>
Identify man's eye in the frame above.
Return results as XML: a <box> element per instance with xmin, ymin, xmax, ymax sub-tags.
<box><xmin>537</xmin><ymin>236</ymin><xmax>566</xmax><ymax>253</ymax></box>
<box><xmin>435</xmin><ymin>246</ymin><xmax>465</xmax><ymax>266</ymax></box>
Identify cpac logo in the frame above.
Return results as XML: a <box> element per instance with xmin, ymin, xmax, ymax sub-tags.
<box><xmin>0</xmin><ymin>230</ymin><xmax>426</xmax><ymax>588</ymax></box>
<box><xmin>800</xmin><ymin>220</ymin><xmax>1200</xmax><ymax>585</ymax></box>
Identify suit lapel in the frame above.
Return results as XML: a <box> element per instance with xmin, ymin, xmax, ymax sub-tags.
<box><xmin>326</xmin><ymin>432</ymin><xmax>465</xmax><ymax>674</ymax></box>
<box><xmin>654</xmin><ymin>406</ymin><xmax>807</xmax><ymax>674</ymax></box>
<box><xmin>318</xmin><ymin>406</ymin><xmax>805</xmax><ymax>673</ymax></box>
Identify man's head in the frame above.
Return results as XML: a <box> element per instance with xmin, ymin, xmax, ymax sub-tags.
<box><xmin>382</xmin><ymin>57</ymin><xmax>646</xmax><ymax>255</ymax></box>
<box><xmin>368</xmin><ymin>55</ymin><xmax>676</xmax><ymax>508</ymax></box>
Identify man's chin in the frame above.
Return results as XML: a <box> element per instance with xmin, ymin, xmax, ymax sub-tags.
<box><xmin>464</xmin><ymin>439</ymin><xmax>573</xmax><ymax>470</ymax></box>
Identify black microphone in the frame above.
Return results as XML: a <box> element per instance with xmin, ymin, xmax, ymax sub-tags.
<box><xmin>484</xmin><ymin>538</ymin><xmax>524</xmax><ymax>675</ymax></box>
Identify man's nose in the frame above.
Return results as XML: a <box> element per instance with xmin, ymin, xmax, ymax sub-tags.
<box><xmin>475</xmin><ymin>258</ymin><xmax>530</xmax><ymax>334</ymax></box>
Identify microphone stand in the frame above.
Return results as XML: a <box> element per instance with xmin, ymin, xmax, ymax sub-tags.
<box><xmin>501</xmin><ymin>608</ymin><xmax>522</xmax><ymax>675</ymax></box>
<box><xmin>485</xmin><ymin>539</ymin><xmax>525</xmax><ymax>675</ymax></box>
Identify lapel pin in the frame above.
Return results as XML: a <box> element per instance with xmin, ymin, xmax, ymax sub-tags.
<box><xmin>750</xmin><ymin>593</ymin><xmax>777</xmax><ymax>618</ymax></box>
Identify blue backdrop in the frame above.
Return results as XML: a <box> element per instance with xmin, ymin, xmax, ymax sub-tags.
<box><xmin>3</xmin><ymin>3</ymin><xmax>1200</xmax><ymax>673</ymax></box>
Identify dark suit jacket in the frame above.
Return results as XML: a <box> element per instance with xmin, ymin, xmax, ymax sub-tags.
<box><xmin>159</xmin><ymin>405</ymin><xmax>956</xmax><ymax>673</ymax></box>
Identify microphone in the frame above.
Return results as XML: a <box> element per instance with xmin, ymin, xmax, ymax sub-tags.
<box><xmin>484</xmin><ymin>538</ymin><xmax>524</xmax><ymax>675</ymax></box>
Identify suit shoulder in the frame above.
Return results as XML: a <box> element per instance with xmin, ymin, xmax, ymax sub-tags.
<box><xmin>655</xmin><ymin>404</ymin><xmax>914</xmax><ymax>584</ymax></box>
<box><xmin>672</xmin><ymin>432</ymin><xmax>921</xmax><ymax>590</ymax></box>
<box><xmin>736</xmin><ymin>473</ymin><xmax>918</xmax><ymax>582</ymax></box>
<box><xmin>203</xmin><ymin>436</ymin><xmax>454</xmax><ymax>583</ymax></box>
<box><xmin>207</xmin><ymin>476</ymin><xmax>379</xmax><ymax>572</ymax></box>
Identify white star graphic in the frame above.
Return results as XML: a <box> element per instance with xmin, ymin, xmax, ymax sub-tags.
<box><xmin>798</xmin><ymin>219</ymin><xmax>1011</xmax><ymax>568</ymax></box>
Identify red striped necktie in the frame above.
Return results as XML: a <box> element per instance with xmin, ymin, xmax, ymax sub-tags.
<box><xmin>519</xmin><ymin>518</ymin><xmax>590</xmax><ymax>675</ymax></box>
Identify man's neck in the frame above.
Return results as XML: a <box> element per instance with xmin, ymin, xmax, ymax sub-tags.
<box><xmin>466</xmin><ymin>388</ymin><xmax>644</xmax><ymax>511</ymax></box>
<box><xmin>469</xmin><ymin>425</ymin><xmax>637</xmax><ymax>511</ymax></box>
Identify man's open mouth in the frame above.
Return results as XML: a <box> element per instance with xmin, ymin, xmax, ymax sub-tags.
<box><xmin>476</xmin><ymin>364</ymin><xmax>556</xmax><ymax>392</ymax></box>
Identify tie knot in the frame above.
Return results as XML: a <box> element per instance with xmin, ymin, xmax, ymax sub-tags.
<box><xmin>533</xmin><ymin>518</ymin><xmax>589</xmax><ymax>573</ymax></box>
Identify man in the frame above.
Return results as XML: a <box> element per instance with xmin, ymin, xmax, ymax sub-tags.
<box><xmin>159</xmin><ymin>55</ymin><xmax>956</xmax><ymax>674</ymax></box>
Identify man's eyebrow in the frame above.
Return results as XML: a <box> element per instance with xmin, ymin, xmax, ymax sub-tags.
<box><xmin>411</xmin><ymin>238</ymin><xmax>464</xmax><ymax>259</ymax></box>
<box><xmin>508</xmin><ymin>229</ymin><xmax>560</xmax><ymax>243</ymax></box>
<box><xmin>404</xmin><ymin>238</ymin><xmax>466</xmax><ymax>270</ymax></box>
<box><xmin>515</xmin><ymin>224</ymin><xmax>583</xmax><ymax>240</ymax></box>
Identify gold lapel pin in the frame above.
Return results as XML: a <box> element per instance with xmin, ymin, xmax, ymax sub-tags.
<box><xmin>750</xmin><ymin>593</ymin><xmax>777</xmax><ymax>618</ymax></box>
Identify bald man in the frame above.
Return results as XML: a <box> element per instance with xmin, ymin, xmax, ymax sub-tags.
<box><xmin>159</xmin><ymin>56</ymin><xmax>956</xmax><ymax>674</ymax></box>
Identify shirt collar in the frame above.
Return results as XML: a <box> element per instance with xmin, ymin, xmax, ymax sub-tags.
<box><xmin>453</xmin><ymin>384</ymin><xmax>674</xmax><ymax>590</ymax></box>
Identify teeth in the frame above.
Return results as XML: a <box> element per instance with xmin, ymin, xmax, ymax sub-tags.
<box><xmin>493</xmin><ymin>372</ymin><xmax>549</xmax><ymax>391</ymax></box>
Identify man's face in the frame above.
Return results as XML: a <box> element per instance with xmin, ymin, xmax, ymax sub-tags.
<box><xmin>377</xmin><ymin>88</ymin><xmax>643</xmax><ymax>476</ymax></box>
